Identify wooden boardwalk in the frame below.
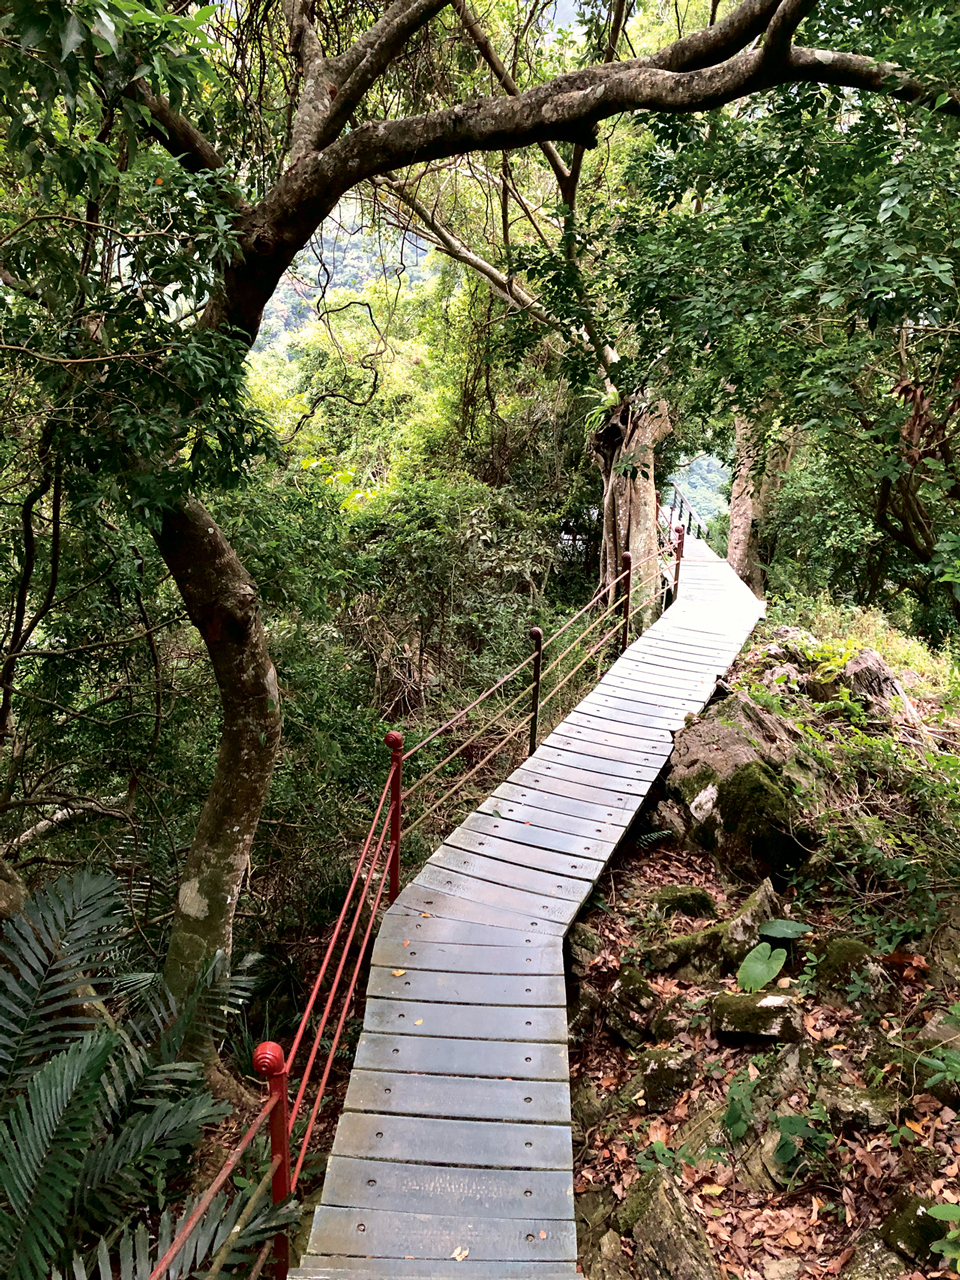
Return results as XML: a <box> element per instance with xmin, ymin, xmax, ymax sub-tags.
<box><xmin>293</xmin><ymin>536</ymin><xmax>764</xmax><ymax>1280</ymax></box>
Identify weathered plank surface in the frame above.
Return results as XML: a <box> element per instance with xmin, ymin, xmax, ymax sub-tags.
<box><xmin>298</xmin><ymin>533</ymin><xmax>764</xmax><ymax>1280</ymax></box>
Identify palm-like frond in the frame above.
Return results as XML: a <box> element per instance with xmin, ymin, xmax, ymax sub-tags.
<box><xmin>58</xmin><ymin>1193</ymin><xmax>300</xmax><ymax>1280</ymax></box>
<box><xmin>0</xmin><ymin>1033</ymin><xmax>116</xmax><ymax>1280</ymax></box>
<box><xmin>0</xmin><ymin>871</ymin><xmax>122</xmax><ymax>1114</ymax></box>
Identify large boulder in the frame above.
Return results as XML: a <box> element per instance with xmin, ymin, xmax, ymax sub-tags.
<box><xmin>666</xmin><ymin>693</ymin><xmax>815</xmax><ymax>879</ymax></box>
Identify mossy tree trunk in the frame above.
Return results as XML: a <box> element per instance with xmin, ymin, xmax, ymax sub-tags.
<box><xmin>153</xmin><ymin>498</ymin><xmax>282</xmax><ymax>1004</ymax></box>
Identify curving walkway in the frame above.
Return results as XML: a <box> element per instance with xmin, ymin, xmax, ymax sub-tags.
<box><xmin>293</xmin><ymin>536</ymin><xmax>764</xmax><ymax>1280</ymax></box>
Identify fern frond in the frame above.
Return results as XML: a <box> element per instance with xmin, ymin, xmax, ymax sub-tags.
<box><xmin>58</xmin><ymin>1193</ymin><xmax>300</xmax><ymax>1280</ymax></box>
<box><xmin>0</xmin><ymin>1032</ymin><xmax>115</xmax><ymax>1280</ymax></box>
<box><xmin>0</xmin><ymin>872</ymin><xmax>122</xmax><ymax>1113</ymax></box>
<box><xmin>77</xmin><ymin>1091</ymin><xmax>230</xmax><ymax>1226</ymax></box>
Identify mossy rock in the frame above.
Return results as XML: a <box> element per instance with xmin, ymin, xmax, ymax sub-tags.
<box><xmin>568</xmin><ymin>922</ymin><xmax>604</xmax><ymax>976</ymax></box>
<box><xmin>846</xmin><ymin>1230</ymin><xmax>911</xmax><ymax>1280</ymax></box>
<box><xmin>712</xmin><ymin>991</ymin><xmax>802</xmax><ymax>1043</ymax></box>
<box><xmin>616</xmin><ymin>1049</ymin><xmax>696</xmax><ymax>1113</ymax></box>
<box><xmin>646</xmin><ymin>878</ymin><xmax>780</xmax><ymax>980</ymax></box>
<box><xmin>620</xmin><ymin>1168</ymin><xmax>723</xmax><ymax>1279</ymax></box>
<box><xmin>654</xmin><ymin>884</ymin><xmax>717</xmax><ymax>918</ymax></box>
<box><xmin>605</xmin><ymin>967</ymin><xmax>657</xmax><ymax>1049</ymax></box>
<box><xmin>879</xmin><ymin>1192</ymin><xmax>943</xmax><ymax>1264</ymax></box>
<box><xmin>815</xmin><ymin>1083</ymin><xmax>898</xmax><ymax>1131</ymax></box>
<box><xmin>814</xmin><ymin>936</ymin><xmax>892</xmax><ymax>1009</ymax></box>
<box><xmin>576</xmin><ymin>1185</ymin><xmax>618</xmax><ymax>1258</ymax></box>
<box><xmin>715</xmin><ymin>761</ymin><xmax>806</xmax><ymax>874</ymax></box>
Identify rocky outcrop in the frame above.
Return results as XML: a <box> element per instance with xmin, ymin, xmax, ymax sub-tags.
<box><xmin>712</xmin><ymin>991</ymin><xmax>803</xmax><ymax>1043</ymax></box>
<box><xmin>616</xmin><ymin>1168</ymin><xmax>722</xmax><ymax>1280</ymax></box>
<box><xmin>647</xmin><ymin>878</ymin><xmax>781</xmax><ymax>980</ymax></box>
<box><xmin>666</xmin><ymin>693</ymin><xmax>815</xmax><ymax>879</ymax></box>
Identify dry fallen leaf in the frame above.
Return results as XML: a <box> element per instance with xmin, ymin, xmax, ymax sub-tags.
<box><xmin>451</xmin><ymin>1245</ymin><xmax>469</xmax><ymax>1261</ymax></box>
<box><xmin>539</xmin><ymin>1230</ymin><xmax>547</xmax><ymax>1239</ymax></box>
<box><xmin>392</xmin><ymin>969</ymin><xmax>406</xmax><ymax>976</ymax></box>
<box><xmin>414</xmin><ymin>1018</ymin><xmax>423</xmax><ymax>1025</ymax></box>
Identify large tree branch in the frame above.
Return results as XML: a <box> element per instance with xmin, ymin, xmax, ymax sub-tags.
<box><xmin>286</xmin><ymin>0</ymin><xmax>451</xmax><ymax>164</ymax></box>
<box><xmin>450</xmin><ymin>0</ymin><xmax>571</xmax><ymax>190</ymax></box>
<box><xmin>212</xmin><ymin>30</ymin><xmax>959</xmax><ymax>339</ymax></box>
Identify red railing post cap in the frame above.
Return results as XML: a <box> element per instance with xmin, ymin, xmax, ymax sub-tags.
<box><xmin>384</xmin><ymin>729</ymin><xmax>404</xmax><ymax>750</ymax></box>
<box><xmin>253</xmin><ymin>1041</ymin><xmax>285</xmax><ymax>1077</ymax></box>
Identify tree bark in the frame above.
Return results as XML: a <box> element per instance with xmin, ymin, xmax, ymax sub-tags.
<box><xmin>727</xmin><ymin>415</ymin><xmax>794</xmax><ymax>597</ymax></box>
<box><xmin>592</xmin><ymin>400</ymin><xmax>673</xmax><ymax>623</ymax></box>
<box><xmin>151</xmin><ymin>498</ymin><xmax>281</xmax><ymax>1004</ymax></box>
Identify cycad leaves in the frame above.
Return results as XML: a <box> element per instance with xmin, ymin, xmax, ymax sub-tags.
<box><xmin>0</xmin><ymin>1034</ymin><xmax>115</xmax><ymax>1280</ymax></box>
<box><xmin>0</xmin><ymin>871</ymin><xmax>122</xmax><ymax>1114</ymax></box>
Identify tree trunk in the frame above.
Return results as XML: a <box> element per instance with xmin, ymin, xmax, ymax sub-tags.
<box><xmin>592</xmin><ymin>400</ymin><xmax>673</xmax><ymax>626</ymax></box>
<box><xmin>152</xmin><ymin>497</ymin><xmax>281</xmax><ymax>1004</ymax></box>
<box><xmin>727</xmin><ymin>416</ymin><xmax>794</xmax><ymax>598</ymax></box>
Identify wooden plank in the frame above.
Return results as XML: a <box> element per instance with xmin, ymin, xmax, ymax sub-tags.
<box><xmin>490</xmin><ymin>781</ymin><xmax>633</xmax><ymax>828</ymax></box>
<box><xmin>364</xmin><ymin>997</ymin><xmax>568</xmax><ymax>1042</ymax></box>
<box><xmin>331</xmin><ymin>1111</ymin><xmax>573</xmax><ymax>1169</ymax></box>
<box><xmin>371</xmin><ymin>938</ymin><xmax>564</xmax><ymax>976</ymax></box>
<box><xmin>580</xmin><ymin>691</ymin><xmax>686</xmax><ymax>725</ymax></box>
<box><xmin>292</xmin><ymin>1260</ymin><xmax>578</xmax><ymax>1279</ymax></box>
<box><xmin>544</xmin><ymin>727</ymin><xmax>667</xmax><ymax>771</ymax></box>
<box><xmin>343</xmin><ymin>1071</ymin><xmax>571</xmax><ymax>1124</ymax></box>
<box><xmin>509</xmin><ymin>757</ymin><xmax>649</xmax><ymax>800</ymax></box>
<box><xmin>390</xmin><ymin>882</ymin><xmax>567</xmax><ymax>937</ymax></box>
<box><xmin>618</xmin><ymin>647</ymin><xmax>724</xmax><ymax>676</ymax></box>
<box><xmin>413</xmin><ymin>865</ymin><xmax>581</xmax><ymax>926</ymax></box>
<box><xmin>378</xmin><ymin>911</ymin><xmax>535</xmax><ymax>949</ymax></box>
<box><xmin>319</xmin><ymin>1156</ymin><xmax>574</xmax><ymax>1220</ymax></box>
<box><xmin>556</xmin><ymin>716</ymin><xmax>677</xmax><ymax>759</ymax></box>
<box><xmin>307</xmin><ymin>1206</ymin><xmax>577</xmax><ymax>1262</ymax></box>
<box><xmin>629</xmin><ymin>638</ymin><xmax>730</xmax><ymax>669</ymax></box>
<box><xmin>366</xmin><ymin>965</ymin><xmax>567</xmax><ymax>1007</ymax></box>
<box><xmin>440</xmin><ymin>829</ymin><xmax>602</xmax><ymax>882</ymax></box>
<box><xmin>475</xmin><ymin>796</ymin><xmax>623</xmax><ymax>842</ymax></box>
<box><xmin>531</xmin><ymin>743</ymin><xmax>664</xmax><ymax>780</ymax></box>
<box><xmin>566</xmin><ymin>701</ymin><xmax>677</xmax><ymax>735</ymax></box>
<box><xmin>597</xmin><ymin>674</ymin><xmax>707</xmax><ymax>708</ymax></box>
<box><xmin>458</xmin><ymin>810</ymin><xmax>615</xmax><ymax>859</ymax></box>
<box><xmin>599</xmin><ymin>664</ymin><xmax>713</xmax><ymax>695</ymax></box>
<box><xmin>353</xmin><ymin>1032</ymin><xmax>569</xmax><ymax>1080</ymax></box>
<box><xmin>431</xmin><ymin>844</ymin><xmax>598</xmax><ymax>898</ymax></box>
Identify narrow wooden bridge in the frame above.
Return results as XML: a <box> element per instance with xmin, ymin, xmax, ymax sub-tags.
<box><xmin>293</xmin><ymin>533</ymin><xmax>764</xmax><ymax>1280</ymax></box>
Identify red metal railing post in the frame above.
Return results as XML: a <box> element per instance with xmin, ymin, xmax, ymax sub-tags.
<box><xmin>620</xmin><ymin>551</ymin><xmax>632</xmax><ymax>653</ymax></box>
<box><xmin>385</xmin><ymin>731</ymin><xmax>403</xmax><ymax>903</ymax></box>
<box><xmin>673</xmin><ymin>525</ymin><xmax>685</xmax><ymax>598</ymax></box>
<box><xmin>528</xmin><ymin>627</ymin><xmax>543</xmax><ymax>757</ymax></box>
<box><xmin>253</xmin><ymin>1042</ymin><xmax>291</xmax><ymax>1280</ymax></box>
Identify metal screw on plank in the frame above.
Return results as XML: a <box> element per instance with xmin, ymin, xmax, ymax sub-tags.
<box><xmin>253</xmin><ymin>1042</ymin><xmax>291</xmax><ymax>1280</ymax></box>
<box><xmin>620</xmin><ymin>551</ymin><xmax>632</xmax><ymax>653</ymax></box>
<box><xmin>528</xmin><ymin>627</ymin><xmax>543</xmax><ymax>758</ymax></box>
<box><xmin>385</xmin><ymin>730</ymin><xmax>404</xmax><ymax>904</ymax></box>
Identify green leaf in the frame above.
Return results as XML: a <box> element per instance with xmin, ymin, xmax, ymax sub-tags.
<box><xmin>60</xmin><ymin>15</ymin><xmax>85</xmax><ymax>60</ymax></box>
<box><xmin>736</xmin><ymin>942</ymin><xmax>787</xmax><ymax>993</ymax></box>
<box><xmin>928</xmin><ymin>1205</ymin><xmax>960</xmax><ymax>1221</ymax></box>
<box><xmin>759</xmin><ymin>919</ymin><xmax>812</xmax><ymax>939</ymax></box>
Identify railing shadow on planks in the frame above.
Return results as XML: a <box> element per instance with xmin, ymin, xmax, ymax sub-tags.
<box><xmin>148</xmin><ymin>534</ymin><xmax>686</xmax><ymax>1280</ymax></box>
